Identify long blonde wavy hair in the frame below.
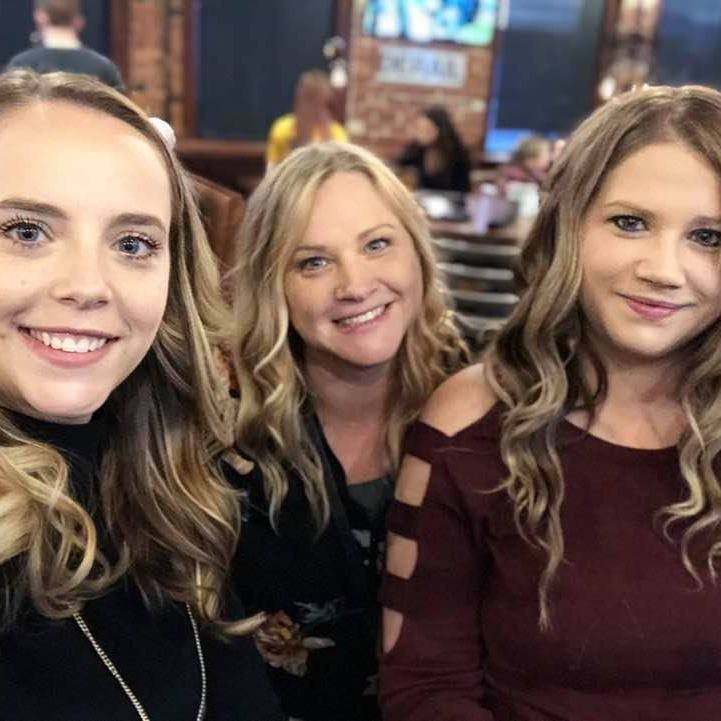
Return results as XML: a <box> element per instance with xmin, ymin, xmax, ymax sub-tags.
<box><xmin>0</xmin><ymin>70</ymin><xmax>251</xmax><ymax>634</ymax></box>
<box><xmin>485</xmin><ymin>84</ymin><xmax>721</xmax><ymax>628</ymax></box>
<box><xmin>228</xmin><ymin>142</ymin><xmax>469</xmax><ymax>526</ymax></box>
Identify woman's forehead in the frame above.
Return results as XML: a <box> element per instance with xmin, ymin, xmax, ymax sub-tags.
<box><xmin>0</xmin><ymin>101</ymin><xmax>172</xmax><ymax>230</ymax></box>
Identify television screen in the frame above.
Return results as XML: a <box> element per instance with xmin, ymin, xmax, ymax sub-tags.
<box><xmin>362</xmin><ymin>0</ymin><xmax>498</xmax><ymax>47</ymax></box>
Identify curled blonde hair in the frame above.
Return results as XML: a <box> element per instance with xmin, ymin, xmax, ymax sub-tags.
<box><xmin>0</xmin><ymin>70</ymin><xmax>252</xmax><ymax>634</ymax></box>
<box><xmin>228</xmin><ymin>142</ymin><xmax>469</xmax><ymax>524</ymax></box>
<box><xmin>485</xmin><ymin>84</ymin><xmax>721</xmax><ymax>627</ymax></box>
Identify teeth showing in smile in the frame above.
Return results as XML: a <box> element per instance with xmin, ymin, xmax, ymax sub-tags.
<box><xmin>338</xmin><ymin>305</ymin><xmax>386</xmax><ymax>327</ymax></box>
<box><xmin>28</xmin><ymin>329</ymin><xmax>108</xmax><ymax>353</ymax></box>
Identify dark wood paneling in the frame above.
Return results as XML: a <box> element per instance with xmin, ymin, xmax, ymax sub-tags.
<box><xmin>109</xmin><ymin>0</ymin><xmax>130</xmax><ymax>80</ymax></box>
<box><xmin>183</xmin><ymin>0</ymin><xmax>200</xmax><ymax>135</ymax></box>
<box><xmin>0</xmin><ymin>1</ymin><xmax>34</xmax><ymax>67</ymax></box>
<box><xmin>177</xmin><ymin>139</ymin><xmax>266</xmax><ymax>195</ymax></box>
<box><xmin>194</xmin><ymin>0</ymin><xmax>336</xmax><ymax>140</ymax></box>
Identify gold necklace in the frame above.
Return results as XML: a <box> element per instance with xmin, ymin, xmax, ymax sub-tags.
<box><xmin>73</xmin><ymin>603</ymin><xmax>207</xmax><ymax>721</ymax></box>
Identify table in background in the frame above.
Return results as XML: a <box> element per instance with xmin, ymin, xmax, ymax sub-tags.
<box><xmin>429</xmin><ymin>216</ymin><xmax>534</xmax><ymax>245</ymax></box>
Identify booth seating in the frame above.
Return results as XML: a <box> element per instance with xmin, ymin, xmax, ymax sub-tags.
<box><xmin>432</xmin><ymin>234</ymin><xmax>520</xmax><ymax>350</ymax></box>
<box><xmin>432</xmin><ymin>236</ymin><xmax>519</xmax><ymax>268</ymax></box>
<box><xmin>192</xmin><ymin>173</ymin><xmax>246</xmax><ymax>272</ymax></box>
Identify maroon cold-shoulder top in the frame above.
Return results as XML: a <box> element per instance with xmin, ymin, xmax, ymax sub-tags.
<box><xmin>380</xmin><ymin>405</ymin><xmax>721</xmax><ymax>721</ymax></box>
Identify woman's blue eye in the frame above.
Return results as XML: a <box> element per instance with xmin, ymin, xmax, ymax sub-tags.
<box><xmin>13</xmin><ymin>223</ymin><xmax>42</xmax><ymax>242</ymax></box>
<box><xmin>299</xmin><ymin>256</ymin><xmax>328</xmax><ymax>271</ymax></box>
<box><xmin>0</xmin><ymin>220</ymin><xmax>47</xmax><ymax>246</ymax></box>
<box><xmin>691</xmin><ymin>228</ymin><xmax>721</xmax><ymax>248</ymax></box>
<box><xmin>116</xmin><ymin>235</ymin><xmax>158</xmax><ymax>258</ymax></box>
<box><xmin>366</xmin><ymin>237</ymin><xmax>390</xmax><ymax>252</ymax></box>
<box><xmin>611</xmin><ymin>215</ymin><xmax>646</xmax><ymax>233</ymax></box>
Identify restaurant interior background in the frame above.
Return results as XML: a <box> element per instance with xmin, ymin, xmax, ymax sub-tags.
<box><xmin>1</xmin><ymin>0</ymin><xmax>718</xmax><ymax>346</ymax></box>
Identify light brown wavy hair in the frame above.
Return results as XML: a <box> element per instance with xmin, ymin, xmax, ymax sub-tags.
<box><xmin>485</xmin><ymin>84</ymin><xmax>721</xmax><ymax>628</ymax></box>
<box><xmin>228</xmin><ymin>142</ymin><xmax>469</xmax><ymax>525</ymax></box>
<box><xmin>0</xmin><ymin>70</ymin><xmax>253</xmax><ymax>634</ymax></box>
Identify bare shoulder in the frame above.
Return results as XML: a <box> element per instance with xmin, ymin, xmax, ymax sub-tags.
<box><xmin>420</xmin><ymin>363</ymin><xmax>498</xmax><ymax>437</ymax></box>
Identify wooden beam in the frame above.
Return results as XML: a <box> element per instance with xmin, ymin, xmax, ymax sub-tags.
<box><xmin>109</xmin><ymin>0</ymin><xmax>130</xmax><ymax>83</ymax></box>
<box><xmin>182</xmin><ymin>0</ymin><xmax>200</xmax><ymax>136</ymax></box>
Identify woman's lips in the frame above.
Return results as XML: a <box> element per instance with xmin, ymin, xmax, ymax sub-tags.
<box><xmin>333</xmin><ymin>303</ymin><xmax>391</xmax><ymax>332</ymax></box>
<box><xmin>19</xmin><ymin>327</ymin><xmax>117</xmax><ymax>368</ymax></box>
<box><xmin>621</xmin><ymin>294</ymin><xmax>689</xmax><ymax>320</ymax></box>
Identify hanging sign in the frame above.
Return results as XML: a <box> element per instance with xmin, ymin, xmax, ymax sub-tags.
<box><xmin>376</xmin><ymin>45</ymin><xmax>467</xmax><ymax>88</ymax></box>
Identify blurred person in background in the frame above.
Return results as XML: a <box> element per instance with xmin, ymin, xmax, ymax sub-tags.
<box><xmin>551</xmin><ymin>136</ymin><xmax>567</xmax><ymax>163</ymax></box>
<box><xmin>266</xmin><ymin>70</ymin><xmax>348</xmax><ymax>171</ymax></box>
<box><xmin>226</xmin><ymin>142</ymin><xmax>469</xmax><ymax>721</ymax></box>
<box><xmin>396</xmin><ymin>105</ymin><xmax>471</xmax><ymax>193</ymax></box>
<box><xmin>497</xmin><ymin>134</ymin><xmax>552</xmax><ymax>189</ymax></box>
<box><xmin>6</xmin><ymin>0</ymin><xmax>123</xmax><ymax>90</ymax></box>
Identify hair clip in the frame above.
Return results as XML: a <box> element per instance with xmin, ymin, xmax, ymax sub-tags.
<box><xmin>149</xmin><ymin>117</ymin><xmax>176</xmax><ymax>150</ymax></box>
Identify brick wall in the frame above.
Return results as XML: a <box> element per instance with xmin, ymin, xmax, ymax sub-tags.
<box><xmin>123</xmin><ymin>1</ymin><xmax>496</xmax><ymax>150</ymax></box>
<box><xmin>345</xmin><ymin>3</ymin><xmax>495</xmax><ymax>160</ymax></box>
<box><xmin>125</xmin><ymin>0</ymin><xmax>187</xmax><ymax>135</ymax></box>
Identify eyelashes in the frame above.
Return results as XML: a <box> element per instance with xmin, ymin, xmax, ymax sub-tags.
<box><xmin>294</xmin><ymin>236</ymin><xmax>393</xmax><ymax>273</ymax></box>
<box><xmin>689</xmin><ymin>228</ymin><xmax>721</xmax><ymax>248</ymax></box>
<box><xmin>0</xmin><ymin>214</ymin><xmax>164</xmax><ymax>260</ymax></box>
<box><xmin>297</xmin><ymin>256</ymin><xmax>328</xmax><ymax>272</ymax></box>
<box><xmin>607</xmin><ymin>214</ymin><xmax>721</xmax><ymax>249</ymax></box>
<box><xmin>609</xmin><ymin>214</ymin><xmax>645</xmax><ymax>233</ymax></box>
<box><xmin>115</xmin><ymin>233</ymin><xmax>162</xmax><ymax>260</ymax></box>
<box><xmin>365</xmin><ymin>237</ymin><xmax>391</xmax><ymax>253</ymax></box>
<box><xmin>0</xmin><ymin>215</ymin><xmax>51</xmax><ymax>246</ymax></box>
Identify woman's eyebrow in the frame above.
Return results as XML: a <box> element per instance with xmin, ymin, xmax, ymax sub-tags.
<box><xmin>108</xmin><ymin>212</ymin><xmax>168</xmax><ymax>235</ymax></box>
<box><xmin>0</xmin><ymin>199</ymin><xmax>168</xmax><ymax>235</ymax></box>
<box><xmin>689</xmin><ymin>214</ymin><xmax>721</xmax><ymax>226</ymax></box>
<box><xmin>357</xmin><ymin>222</ymin><xmax>396</xmax><ymax>240</ymax></box>
<box><xmin>601</xmin><ymin>201</ymin><xmax>721</xmax><ymax>226</ymax></box>
<box><xmin>600</xmin><ymin>200</ymin><xmax>650</xmax><ymax>213</ymax></box>
<box><xmin>294</xmin><ymin>243</ymin><xmax>330</xmax><ymax>253</ymax></box>
<box><xmin>0</xmin><ymin>197</ymin><xmax>68</xmax><ymax>218</ymax></box>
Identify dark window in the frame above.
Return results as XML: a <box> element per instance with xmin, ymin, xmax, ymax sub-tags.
<box><xmin>82</xmin><ymin>2</ymin><xmax>111</xmax><ymax>57</ymax></box>
<box><xmin>0</xmin><ymin>0</ymin><xmax>36</xmax><ymax>66</ymax></box>
<box><xmin>196</xmin><ymin>0</ymin><xmax>335</xmax><ymax>140</ymax></box>
<box><xmin>484</xmin><ymin>0</ymin><xmax>605</xmax><ymax>155</ymax></box>
<box><xmin>655</xmin><ymin>0</ymin><xmax>721</xmax><ymax>89</ymax></box>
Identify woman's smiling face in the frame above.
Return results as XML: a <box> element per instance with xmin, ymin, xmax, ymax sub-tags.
<box><xmin>0</xmin><ymin>100</ymin><xmax>172</xmax><ymax>423</ymax></box>
<box><xmin>580</xmin><ymin>141</ymin><xmax>721</xmax><ymax>366</ymax></box>
<box><xmin>284</xmin><ymin>171</ymin><xmax>423</xmax><ymax>373</ymax></box>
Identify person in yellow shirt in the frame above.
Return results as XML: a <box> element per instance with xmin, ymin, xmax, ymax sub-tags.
<box><xmin>266</xmin><ymin>69</ymin><xmax>348</xmax><ymax>169</ymax></box>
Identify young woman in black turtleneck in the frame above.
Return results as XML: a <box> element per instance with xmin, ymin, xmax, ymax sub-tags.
<box><xmin>0</xmin><ymin>70</ymin><xmax>281</xmax><ymax>721</ymax></box>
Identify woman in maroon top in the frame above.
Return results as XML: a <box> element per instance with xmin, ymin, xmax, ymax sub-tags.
<box><xmin>380</xmin><ymin>84</ymin><xmax>721</xmax><ymax>721</ymax></box>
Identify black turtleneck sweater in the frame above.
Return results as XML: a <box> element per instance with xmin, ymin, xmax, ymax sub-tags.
<box><xmin>0</xmin><ymin>410</ymin><xmax>283</xmax><ymax>721</ymax></box>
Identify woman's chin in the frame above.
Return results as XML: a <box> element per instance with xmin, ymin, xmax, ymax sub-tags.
<box><xmin>17</xmin><ymin>388</ymin><xmax>108</xmax><ymax>425</ymax></box>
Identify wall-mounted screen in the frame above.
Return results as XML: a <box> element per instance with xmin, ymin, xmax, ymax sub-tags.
<box><xmin>362</xmin><ymin>0</ymin><xmax>498</xmax><ymax>47</ymax></box>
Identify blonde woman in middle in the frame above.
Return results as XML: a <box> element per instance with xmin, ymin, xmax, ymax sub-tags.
<box><xmin>225</xmin><ymin>142</ymin><xmax>469</xmax><ymax>721</ymax></box>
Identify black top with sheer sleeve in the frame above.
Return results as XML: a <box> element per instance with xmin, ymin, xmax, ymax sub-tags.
<box><xmin>228</xmin><ymin>412</ymin><xmax>392</xmax><ymax>721</ymax></box>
